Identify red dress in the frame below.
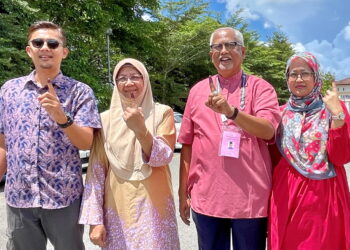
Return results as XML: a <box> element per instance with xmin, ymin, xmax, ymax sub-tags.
<box><xmin>268</xmin><ymin>103</ymin><xmax>350</xmax><ymax>250</ymax></box>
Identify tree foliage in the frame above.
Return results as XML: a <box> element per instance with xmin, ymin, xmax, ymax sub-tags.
<box><xmin>0</xmin><ymin>0</ymin><xmax>335</xmax><ymax>112</ymax></box>
<box><xmin>148</xmin><ymin>0</ymin><xmax>221</xmax><ymax>110</ymax></box>
<box><xmin>0</xmin><ymin>0</ymin><xmax>38</xmax><ymax>83</ymax></box>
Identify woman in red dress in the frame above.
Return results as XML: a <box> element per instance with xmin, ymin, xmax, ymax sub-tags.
<box><xmin>268</xmin><ymin>52</ymin><xmax>350</xmax><ymax>250</ymax></box>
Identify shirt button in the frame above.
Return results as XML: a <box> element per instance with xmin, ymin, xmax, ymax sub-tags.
<box><xmin>32</xmin><ymin>143</ymin><xmax>36</xmax><ymax>147</ymax></box>
<box><xmin>36</xmin><ymin>107</ymin><xmax>39</xmax><ymax>110</ymax></box>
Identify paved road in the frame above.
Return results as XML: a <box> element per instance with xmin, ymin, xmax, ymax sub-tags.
<box><xmin>0</xmin><ymin>154</ymin><xmax>349</xmax><ymax>249</ymax></box>
<box><xmin>0</xmin><ymin>152</ymin><xmax>198</xmax><ymax>250</ymax></box>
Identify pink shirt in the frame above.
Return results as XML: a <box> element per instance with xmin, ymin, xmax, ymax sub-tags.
<box><xmin>178</xmin><ymin>71</ymin><xmax>281</xmax><ymax>218</ymax></box>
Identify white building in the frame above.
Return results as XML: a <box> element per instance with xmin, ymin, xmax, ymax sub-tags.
<box><xmin>336</xmin><ymin>78</ymin><xmax>350</xmax><ymax>112</ymax></box>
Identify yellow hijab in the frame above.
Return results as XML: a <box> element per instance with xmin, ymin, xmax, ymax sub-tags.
<box><xmin>101</xmin><ymin>58</ymin><xmax>164</xmax><ymax>181</ymax></box>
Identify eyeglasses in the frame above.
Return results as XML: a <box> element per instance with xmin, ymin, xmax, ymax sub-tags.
<box><xmin>116</xmin><ymin>75</ymin><xmax>143</xmax><ymax>84</ymax></box>
<box><xmin>30</xmin><ymin>38</ymin><xmax>62</xmax><ymax>49</ymax></box>
<box><xmin>210</xmin><ymin>41</ymin><xmax>242</xmax><ymax>52</ymax></box>
<box><xmin>288</xmin><ymin>72</ymin><xmax>314</xmax><ymax>81</ymax></box>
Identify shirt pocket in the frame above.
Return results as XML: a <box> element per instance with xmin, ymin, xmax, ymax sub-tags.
<box><xmin>240</xmin><ymin>133</ymin><xmax>253</xmax><ymax>161</ymax></box>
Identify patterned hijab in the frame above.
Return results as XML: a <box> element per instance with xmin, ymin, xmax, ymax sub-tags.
<box><xmin>277</xmin><ymin>52</ymin><xmax>336</xmax><ymax>180</ymax></box>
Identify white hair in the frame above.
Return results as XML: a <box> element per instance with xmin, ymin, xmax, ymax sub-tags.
<box><xmin>209</xmin><ymin>27</ymin><xmax>245</xmax><ymax>47</ymax></box>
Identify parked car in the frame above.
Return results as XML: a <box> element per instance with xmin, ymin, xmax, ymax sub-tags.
<box><xmin>80</xmin><ymin>150</ymin><xmax>90</xmax><ymax>170</ymax></box>
<box><xmin>0</xmin><ymin>172</ymin><xmax>5</xmax><ymax>183</ymax></box>
<box><xmin>174</xmin><ymin>112</ymin><xmax>183</xmax><ymax>150</ymax></box>
<box><xmin>0</xmin><ymin>150</ymin><xmax>90</xmax><ymax>184</ymax></box>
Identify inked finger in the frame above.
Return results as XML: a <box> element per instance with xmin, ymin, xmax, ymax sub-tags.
<box><xmin>209</xmin><ymin>75</ymin><xmax>217</xmax><ymax>93</ymax></box>
<box><xmin>128</xmin><ymin>93</ymin><xmax>138</xmax><ymax>108</ymax></box>
<box><xmin>47</xmin><ymin>78</ymin><xmax>56</xmax><ymax>95</ymax></box>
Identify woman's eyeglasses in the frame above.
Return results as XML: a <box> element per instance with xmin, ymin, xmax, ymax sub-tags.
<box><xmin>116</xmin><ymin>75</ymin><xmax>143</xmax><ymax>85</ymax></box>
<box><xmin>30</xmin><ymin>38</ymin><xmax>62</xmax><ymax>49</ymax></box>
<box><xmin>288</xmin><ymin>72</ymin><xmax>314</xmax><ymax>81</ymax></box>
<box><xmin>210</xmin><ymin>41</ymin><xmax>242</xmax><ymax>52</ymax></box>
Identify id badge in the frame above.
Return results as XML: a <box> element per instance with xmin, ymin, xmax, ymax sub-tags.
<box><xmin>219</xmin><ymin>126</ymin><xmax>241</xmax><ymax>158</ymax></box>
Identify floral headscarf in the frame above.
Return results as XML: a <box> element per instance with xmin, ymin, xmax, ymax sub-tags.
<box><xmin>277</xmin><ymin>52</ymin><xmax>336</xmax><ymax>180</ymax></box>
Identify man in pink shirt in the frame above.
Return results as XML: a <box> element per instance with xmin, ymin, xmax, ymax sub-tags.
<box><xmin>178</xmin><ymin>27</ymin><xmax>281</xmax><ymax>250</ymax></box>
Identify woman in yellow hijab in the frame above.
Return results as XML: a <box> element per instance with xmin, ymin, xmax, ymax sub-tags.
<box><xmin>79</xmin><ymin>58</ymin><xmax>180</xmax><ymax>249</ymax></box>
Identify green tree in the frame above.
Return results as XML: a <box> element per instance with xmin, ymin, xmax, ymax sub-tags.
<box><xmin>226</xmin><ymin>11</ymin><xmax>294</xmax><ymax>104</ymax></box>
<box><xmin>7</xmin><ymin>0</ymin><xmax>160</xmax><ymax>111</ymax></box>
<box><xmin>147</xmin><ymin>0</ymin><xmax>221</xmax><ymax>110</ymax></box>
<box><xmin>321</xmin><ymin>72</ymin><xmax>335</xmax><ymax>96</ymax></box>
<box><xmin>0</xmin><ymin>0</ymin><xmax>306</xmax><ymax>111</ymax></box>
<box><xmin>0</xmin><ymin>0</ymin><xmax>41</xmax><ymax>84</ymax></box>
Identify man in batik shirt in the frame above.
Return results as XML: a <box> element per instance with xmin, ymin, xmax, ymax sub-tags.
<box><xmin>0</xmin><ymin>21</ymin><xmax>101</xmax><ymax>250</ymax></box>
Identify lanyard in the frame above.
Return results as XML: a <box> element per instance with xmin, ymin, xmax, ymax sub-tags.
<box><xmin>239</xmin><ymin>73</ymin><xmax>247</xmax><ymax>110</ymax></box>
<box><xmin>217</xmin><ymin>72</ymin><xmax>247</xmax><ymax>111</ymax></box>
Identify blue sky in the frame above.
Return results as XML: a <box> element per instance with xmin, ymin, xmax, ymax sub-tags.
<box><xmin>208</xmin><ymin>0</ymin><xmax>350</xmax><ymax>79</ymax></box>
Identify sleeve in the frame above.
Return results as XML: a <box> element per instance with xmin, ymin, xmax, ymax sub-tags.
<box><xmin>79</xmin><ymin>129</ymin><xmax>108</xmax><ymax>225</ymax></box>
<box><xmin>327</xmin><ymin>101</ymin><xmax>350</xmax><ymax>166</ymax></box>
<box><xmin>177</xmin><ymin>89</ymin><xmax>195</xmax><ymax>145</ymax></box>
<box><xmin>79</xmin><ymin>161</ymin><xmax>106</xmax><ymax>225</ymax></box>
<box><xmin>143</xmin><ymin>109</ymin><xmax>175</xmax><ymax>167</ymax></box>
<box><xmin>252</xmin><ymin>78</ymin><xmax>282</xmax><ymax>134</ymax></box>
<box><xmin>73</xmin><ymin>85</ymin><xmax>102</xmax><ymax>129</ymax></box>
<box><xmin>0</xmin><ymin>88</ymin><xmax>4</xmax><ymax>134</ymax></box>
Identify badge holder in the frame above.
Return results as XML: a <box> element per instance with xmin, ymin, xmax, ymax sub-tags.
<box><xmin>218</xmin><ymin>125</ymin><xmax>242</xmax><ymax>158</ymax></box>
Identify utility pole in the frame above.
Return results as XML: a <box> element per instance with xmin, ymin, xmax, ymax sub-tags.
<box><xmin>106</xmin><ymin>28</ymin><xmax>113</xmax><ymax>84</ymax></box>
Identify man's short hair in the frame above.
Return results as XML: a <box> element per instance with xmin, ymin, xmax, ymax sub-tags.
<box><xmin>28</xmin><ymin>21</ymin><xmax>66</xmax><ymax>46</ymax></box>
<box><xmin>209</xmin><ymin>27</ymin><xmax>245</xmax><ymax>47</ymax></box>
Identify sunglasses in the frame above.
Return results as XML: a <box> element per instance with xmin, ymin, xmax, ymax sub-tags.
<box><xmin>30</xmin><ymin>38</ymin><xmax>62</xmax><ymax>49</ymax></box>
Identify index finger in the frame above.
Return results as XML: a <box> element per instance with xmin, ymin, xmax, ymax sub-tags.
<box><xmin>209</xmin><ymin>75</ymin><xmax>217</xmax><ymax>93</ymax></box>
<box><xmin>47</xmin><ymin>78</ymin><xmax>56</xmax><ymax>95</ymax></box>
<box><xmin>129</xmin><ymin>92</ymin><xmax>138</xmax><ymax>108</ymax></box>
<box><xmin>332</xmin><ymin>81</ymin><xmax>337</xmax><ymax>92</ymax></box>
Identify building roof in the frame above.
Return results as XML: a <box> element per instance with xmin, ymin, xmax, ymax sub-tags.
<box><xmin>336</xmin><ymin>78</ymin><xmax>350</xmax><ymax>86</ymax></box>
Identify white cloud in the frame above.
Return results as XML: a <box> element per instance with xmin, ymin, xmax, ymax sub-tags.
<box><xmin>225</xmin><ymin>6</ymin><xmax>260</xmax><ymax>20</ymax></box>
<box><xmin>257</xmin><ymin>0</ymin><xmax>303</xmax><ymax>3</ymax></box>
<box><xmin>221</xmin><ymin>0</ymin><xmax>336</xmax><ymax>42</ymax></box>
<box><xmin>241</xmin><ymin>8</ymin><xmax>260</xmax><ymax>20</ymax></box>
<box><xmin>343</xmin><ymin>22</ymin><xmax>350</xmax><ymax>41</ymax></box>
<box><xmin>141</xmin><ymin>13</ymin><xmax>152</xmax><ymax>21</ymax></box>
<box><xmin>293</xmin><ymin>24</ymin><xmax>350</xmax><ymax>79</ymax></box>
<box><xmin>220</xmin><ymin>0</ymin><xmax>350</xmax><ymax>79</ymax></box>
<box><xmin>292</xmin><ymin>42</ymin><xmax>306</xmax><ymax>52</ymax></box>
<box><xmin>263</xmin><ymin>22</ymin><xmax>271</xmax><ymax>28</ymax></box>
<box><xmin>222</xmin><ymin>0</ymin><xmax>311</xmax><ymax>22</ymax></box>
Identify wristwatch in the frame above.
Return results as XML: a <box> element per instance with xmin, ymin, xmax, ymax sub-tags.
<box><xmin>226</xmin><ymin>107</ymin><xmax>239</xmax><ymax>120</ymax></box>
<box><xmin>331</xmin><ymin>112</ymin><xmax>345</xmax><ymax>120</ymax></box>
<box><xmin>57</xmin><ymin>114</ymin><xmax>74</xmax><ymax>128</ymax></box>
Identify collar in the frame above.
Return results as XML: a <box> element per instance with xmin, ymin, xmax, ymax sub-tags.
<box><xmin>217</xmin><ymin>70</ymin><xmax>243</xmax><ymax>93</ymax></box>
<box><xmin>217</xmin><ymin>70</ymin><xmax>243</xmax><ymax>87</ymax></box>
<box><xmin>23</xmin><ymin>70</ymin><xmax>64</xmax><ymax>89</ymax></box>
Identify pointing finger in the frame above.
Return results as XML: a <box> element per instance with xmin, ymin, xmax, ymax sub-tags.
<box><xmin>332</xmin><ymin>81</ymin><xmax>337</xmax><ymax>92</ymax></box>
<box><xmin>129</xmin><ymin>93</ymin><xmax>138</xmax><ymax>108</ymax></box>
<box><xmin>209</xmin><ymin>76</ymin><xmax>217</xmax><ymax>94</ymax></box>
<box><xmin>47</xmin><ymin>78</ymin><xmax>56</xmax><ymax>95</ymax></box>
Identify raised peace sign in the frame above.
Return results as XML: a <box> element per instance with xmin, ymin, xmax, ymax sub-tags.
<box><xmin>209</xmin><ymin>75</ymin><xmax>218</xmax><ymax>95</ymax></box>
<box><xmin>37</xmin><ymin>78</ymin><xmax>67</xmax><ymax>124</ymax></box>
<box><xmin>205</xmin><ymin>75</ymin><xmax>234</xmax><ymax>117</ymax></box>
